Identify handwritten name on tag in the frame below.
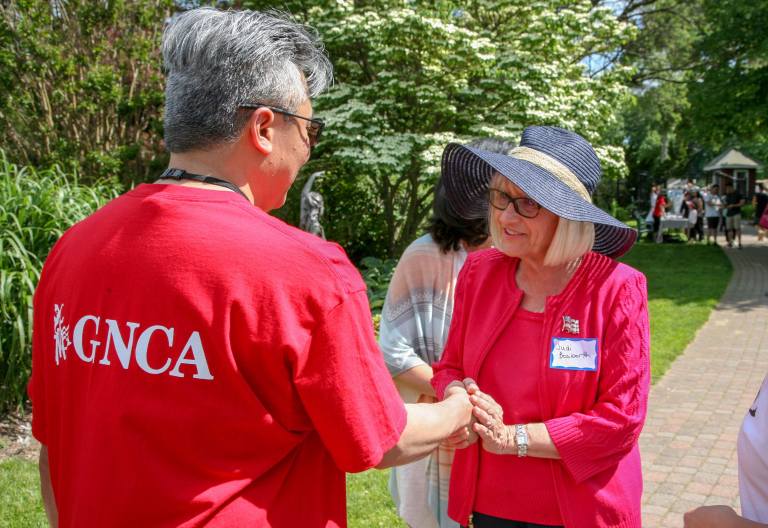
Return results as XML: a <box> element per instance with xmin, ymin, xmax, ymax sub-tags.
<box><xmin>550</xmin><ymin>338</ymin><xmax>599</xmax><ymax>371</ymax></box>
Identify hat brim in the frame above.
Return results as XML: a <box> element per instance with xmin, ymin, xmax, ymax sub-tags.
<box><xmin>441</xmin><ymin>143</ymin><xmax>637</xmax><ymax>259</ymax></box>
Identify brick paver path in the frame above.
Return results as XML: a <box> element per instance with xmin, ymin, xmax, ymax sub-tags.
<box><xmin>640</xmin><ymin>225</ymin><xmax>768</xmax><ymax>527</ymax></box>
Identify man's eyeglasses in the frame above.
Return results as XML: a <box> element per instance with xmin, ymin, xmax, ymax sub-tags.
<box><xmin>239</xmin><ymin>103</ymin><xmax>325</xmax><ymax>147</ymax></box>
<box><xmin>488</xmin><ymin>188</ymin><xmax>542</xmax><ymax>218</ymax></box>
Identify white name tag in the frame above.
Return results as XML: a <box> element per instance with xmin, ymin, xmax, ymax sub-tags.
<box><xmin>550</xmin><ymin>338</ymin><xmax>599</xmax><ymax>371</ymax></box>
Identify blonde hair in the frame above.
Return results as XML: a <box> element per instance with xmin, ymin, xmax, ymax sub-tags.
<box><xmin>488</xmin><ymin>174</ymin><xmax>594</xmax><ymax>266</ymax></box>
<box><xmin>543</xmin><ymin>217</ymin><xmax>595</xmax><ymax>266</ymax></box>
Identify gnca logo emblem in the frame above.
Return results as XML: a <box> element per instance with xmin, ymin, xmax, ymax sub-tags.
<box><xmin>53</xmin><ymin>304</ymin><xmax>72</xmax><ymax>365</ymax></box>
<box><xmin>50</xmin><ymin>304</ymin><xmax>214</xmax><ymax>381</ymax></box>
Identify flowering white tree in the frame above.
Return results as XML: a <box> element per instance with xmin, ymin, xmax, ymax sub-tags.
<box><xmin>249</xmin><ymin>0</ymin><xmax>635</xmax><ymax>257</ymax></box>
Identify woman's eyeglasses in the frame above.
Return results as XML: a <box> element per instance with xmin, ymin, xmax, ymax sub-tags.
<box><xmin>488</xmin><ymin>188</ymin><xmax>542</xmax><ymax>218</ymax></box>
<box><xmin>239</xmin><ymin>103</ymin><xmax>325</xmax><ymax>147</ymax></box>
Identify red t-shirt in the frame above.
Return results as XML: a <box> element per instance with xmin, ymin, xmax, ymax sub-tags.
<box><xmin>29</xmin><ymin>184</ymin><xmax>406</xmax><ymax>527</ymax></box>
<box><xmin>475</xmin><ymin>309</ymin><xmax>563</xmax><ymax>525</ymax></box>
<box><xmin>653</xmin><ymin>196</ymin><xmax>666</xmax><ymax>218</ymax></box>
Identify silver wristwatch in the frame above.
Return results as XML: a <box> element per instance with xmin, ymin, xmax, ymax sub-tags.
<box><xmin>514</xmin><ymin>424</ymin><xmax>528</xmax><ymax>457</ymax></box>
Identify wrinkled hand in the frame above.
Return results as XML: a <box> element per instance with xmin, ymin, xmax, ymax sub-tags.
<box><xmin>683</xmin><ymin>505</ymin><xmax>740</xmax><ymax>528</ymax></box>
<box><xmin>463</xmin><ymin>378</ymin><xmax>511</xmax><ymax>455</ymax></box>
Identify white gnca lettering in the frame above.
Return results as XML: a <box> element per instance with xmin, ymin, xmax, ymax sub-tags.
<box><xmin>53</xmin><ymin>305</ymin><xmax>213</xmax><ymax>381</ymax></box>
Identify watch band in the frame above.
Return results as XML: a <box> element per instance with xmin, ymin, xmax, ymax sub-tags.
<box><xmin>514</xmin><ymin>424</ymin><xmax>528</xmax><ymax>457</ymax></box>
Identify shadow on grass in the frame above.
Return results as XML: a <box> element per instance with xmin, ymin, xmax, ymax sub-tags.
<box><xmin>619</xmin><ymin>242</ymin><xmax>733</xmax><ymax>381</ymax></box>
<box><xmin>620</xmin><ymin>242</ymin><xmax>732</xmax><ymax>307</ymax></box>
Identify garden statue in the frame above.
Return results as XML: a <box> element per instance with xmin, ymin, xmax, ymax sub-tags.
<box><xmin>300</xmin><ymin>171</ymin><xmax>326</xmax><ymax>239</ymax></box>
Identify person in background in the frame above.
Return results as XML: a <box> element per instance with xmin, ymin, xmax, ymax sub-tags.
<box><xmin>704</xmin><ymin>184</ymin><xmax>722</xmax><ymax>245</ymax></box>
<box><xmin>681</xmin><ymin>191</ymin><xmax>698</xmax><ymax>241</ymax></box>
<box><xmin>380</xmin><ymin>138</ymin><xmax>514</xmax><ymax>528</ymax></box>
<box><xmin>753</xmin><ymin>183</ymin><xmax>768</xmax><ymax>242</ymax></box>
<box><xmin>723</xmin><ymin>182</ymin><xmax>745</xmax><ymax>249</ymax></box>
<box><xmin>693</xmin><ymin>189</ymin><xmax>705</xmax><ymax>242</ymax></box>
<box><xmin>646</xmin><ymin>184</ymin><xmax>659</xmax><ymax>228</ymax></box>
<box><xmin>684</xmin><ymin>371</ymin><xmax>768</xmax><ymax>527</ymax></box>
<box><xmin>432</xmin><ymin>126</ymin><xmax>649</xmax><ymax>528</ymax></box>
<box><xmin>653</xmin><ymin>189</ymin><xmax>669</xmax><ymax>242</ymax></box>
<box><xmin>29</xmin><ymin>8</ymin><xmax>472</xmax><ymax>527</ymax></box>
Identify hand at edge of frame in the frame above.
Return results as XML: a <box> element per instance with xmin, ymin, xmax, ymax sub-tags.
<box><xmin>440</xmin><ymin>379</ymin><xmax>480</xmax><ymax>449</ymax></box>
<box><xmin>684</xmin><ymin>505</ymin><xmax>768</xmax><ymax>528</ymax></box>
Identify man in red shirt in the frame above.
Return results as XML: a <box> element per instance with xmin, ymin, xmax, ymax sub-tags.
<box><xmin>29</xmin><ymin>8</ymin><xmax>471</xmax><ymax>527</ymax></box>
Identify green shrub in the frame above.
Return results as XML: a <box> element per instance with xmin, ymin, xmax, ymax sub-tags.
<box><xmin>0</xmin><ymin>152</ymin><xmax>120</xmax><ymax>412</ymax></box>
<box><xmin>609</xmin><ymin>199</ymin><xmax>634</xmax><ymax>222</ymax></box>
<box><xmin>359</xmin><ymin>256</ymin><xmax>398</xmax><ymax>336</ymax></box>
<box><xmin>742</xmin><ymin>203</ymin><xmax>755</xmax><ymax>220</ymax></box>
<box><xmin>0</xmin><ymin>0</ymin><xmax>175</xmax><ymax>185</ymax></box>
<box><xmin>359</xmin><ymin>257</ymin><xmax>398</xmax><ymax>314</ymax></box>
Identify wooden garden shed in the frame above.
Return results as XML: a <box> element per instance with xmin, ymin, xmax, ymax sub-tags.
<box><xmin>703</xmin><ymin>148</ymin><xmax>763</xmax><ymax>199</ymax></box>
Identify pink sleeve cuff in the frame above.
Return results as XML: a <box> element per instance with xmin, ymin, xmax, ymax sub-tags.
<box><xmin>545</xmin><ymin>415</ymin><xmax>598</xmax><ymax>484</ymax></box>
<box><xmin>431</xmin><ymin>370</ymin><xmax>462</xmax><ymax>400</ymax></box>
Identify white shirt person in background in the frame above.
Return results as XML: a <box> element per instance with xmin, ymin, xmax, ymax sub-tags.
<box><xmin>646</xmin><ymin>184</ymin><xmax>659</xmax><ymax>226</ymax></box>
<box><xmin>703</xmin><ymin>184</ymin><xmax>723</xmax><ymax>245</ymax></box>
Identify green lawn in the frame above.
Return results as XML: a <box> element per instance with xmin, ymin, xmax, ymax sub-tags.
<box><xmin>0</xmin><ymin>459</ymin><xmax>400</xmax><ymax>528</ymax></box>
<box><xmin>0</xmin><ymin>242</ymin><xmax>732</xmax><ymax>526</ymax></box>
<box><xmin>0</xmin><ymin>459</ymin><xmax>47</xmax><ymax>527</ymax></box>
<box><xmin>347</xmin><ymin>469</ymin><xmax>406</xmax><ymax>527</ymax></box>
<box><xmin>619</xmin><ymin>242</ymin><xmax>732</xmax><ymax>381</ymax></box>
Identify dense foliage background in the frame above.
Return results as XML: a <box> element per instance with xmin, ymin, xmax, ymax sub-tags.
<box><xmin>0</xmin><ymin>0</ymin><xmax>175</xmax><ymax>183</ymax></box>
<box><xmin>0</xmin><ymin>153</ymin><xmax>120</xmax><ymax>410</ymax></box>
<box><xmin>0</xmin><ymin>0</ymin><xmax>765</xmax><ymax>411</ymax></box>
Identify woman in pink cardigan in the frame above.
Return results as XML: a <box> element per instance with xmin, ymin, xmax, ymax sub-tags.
<box><xmin>432</xmin><ymin>126</ymin><xmax>650</xmax><ymax>528</ymax></box>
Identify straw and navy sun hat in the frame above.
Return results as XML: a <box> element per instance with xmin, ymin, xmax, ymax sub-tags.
<box><xmin>435</xmin><ymin>137</ymin><xmax>515</xmax><ymax>226</ymax></box>
<box><xmin>441</xmin><ymin>125</ymin><xmax>637</xmax><ymax>259</ymax></box>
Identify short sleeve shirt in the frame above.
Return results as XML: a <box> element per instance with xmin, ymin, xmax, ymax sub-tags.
<box><xmin>704</xmin><ymin>192</ymin><xmax>722</xmax><ymax>218</ymax></box>
<box><xmin>724</xmin><ymin>191</ymin><xmax>743</xmax><ymax>217</ymax></box>
<box><xmin>738</xmin><ymin>374</ymin><xmax>768</xmax><ymax>522</ymax></box>
<box><xmin>29</xmin><ymin>184</ymin><xmax>406</xmax><ymax>527</ymax></box>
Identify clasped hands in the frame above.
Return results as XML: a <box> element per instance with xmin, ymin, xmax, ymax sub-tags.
<box><xmin>443</xmin><ymin>377</ymin><xmax>512</xmax><ymax>454</ymax></box>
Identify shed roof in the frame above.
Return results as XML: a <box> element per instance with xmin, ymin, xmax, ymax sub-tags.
<box><xmin>704</xmin><ymin>148</ymin><xmax>763</xmax><ymax>171</ymax></box>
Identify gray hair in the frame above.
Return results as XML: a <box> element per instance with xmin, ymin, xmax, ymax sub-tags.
<box><xmin>162</xmin><ymin>8</ymin><xmax>333</xmax><ymax>152</ymax></box>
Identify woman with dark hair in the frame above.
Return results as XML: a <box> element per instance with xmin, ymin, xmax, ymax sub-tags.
<box><xmin>380</xmin><ymin>138</ymin><xmax>513</xmax><ymax>528</ymax></box>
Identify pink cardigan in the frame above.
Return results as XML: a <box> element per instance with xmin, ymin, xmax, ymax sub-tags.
<box><xmin>432</xmin><ymin>249</ymin><xmax>650</xmax><ymax>528</ymax></box>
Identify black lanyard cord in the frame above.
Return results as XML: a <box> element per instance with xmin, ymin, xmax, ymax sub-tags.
<box><xmin>159</xmin><ymin>168</ymin><xmax>250</xmax><ymax>202</ymax></box>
